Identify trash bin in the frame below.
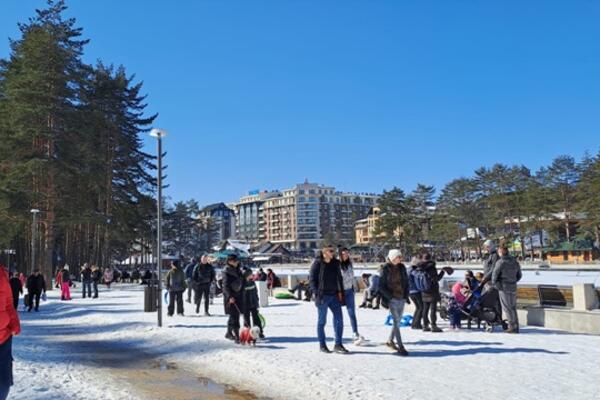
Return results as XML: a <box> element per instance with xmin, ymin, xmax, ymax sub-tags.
<box><xmin>256</xmin><ymin>281</ymin><xmax>269</xmax><ymax>307</ymax></box>
<box><xmin>144</xmin><ymin>286</ymin><xmax>158</xmax><ymax>312</ymax></box>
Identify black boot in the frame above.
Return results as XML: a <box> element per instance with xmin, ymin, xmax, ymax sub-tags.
<box><xmin>333</xmin><ymin>344</ymin><xmax>349</xmax><ymax>354</ymax></box>
<box><xmin>225</xmin><ymin>328</ymin><xmax>235</xmax><ymax>341</ymax></box>
<box><xmin>397</xmin><ymin>345</ymin><xmax>409</xmax><ymax>357</ymax></box>
<box><xmin>320</xmin><ymin>344</ymin><xmax>332</xmax><ymax>353</ymax></box>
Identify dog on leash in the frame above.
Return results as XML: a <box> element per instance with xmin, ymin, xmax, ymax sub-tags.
<box><xmin>239</xmin><ymin>326</ymin><xmax>261</xmax><ymax>346</ymax></box>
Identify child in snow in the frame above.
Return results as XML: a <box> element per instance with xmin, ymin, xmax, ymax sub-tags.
<box><xmin>448</xmin><ymin>281</ymin><xmax>467</xmax><ymax>329</ymax></box>
<box><xmin>59</xmin><ymin>267</ymin><xmax>72</xmax><ymax>301</ymax></box>
<box><xmin>242</xmin><ymin>268</ymin><xmax>264</xmax><ymax>339</ymax></box>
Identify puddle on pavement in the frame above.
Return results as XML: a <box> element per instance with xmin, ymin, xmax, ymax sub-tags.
<box><xmin>76</xmin><ymin>340</ymin><xmax>267</xmax><ymax>400</ymax></box>
<box><xmin>116</xmin><ymin>359</ymin><xmax>263</xmax><ymax>400</ymax></box>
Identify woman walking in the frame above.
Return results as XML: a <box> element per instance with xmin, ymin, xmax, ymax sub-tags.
<box><xmin>339</xmin><ymin>248</ymin><xmax>362</xmax><ymax>342</ymax></box>
<box><xmin>379</xmin><ymin>249</ymin><xmax>410</xmax><ymax>356</ymax></box>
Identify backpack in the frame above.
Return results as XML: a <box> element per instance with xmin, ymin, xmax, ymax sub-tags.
<box><xmin>413</xmin><ymin>269</ymin><xmax>432</xmax><ymax>293</ymax></box>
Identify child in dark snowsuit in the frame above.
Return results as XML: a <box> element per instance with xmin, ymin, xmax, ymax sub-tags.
<box><xmin>242</xmin><ymin>269</ymin><xmax>264</xmax><ymax>339</ymax></box>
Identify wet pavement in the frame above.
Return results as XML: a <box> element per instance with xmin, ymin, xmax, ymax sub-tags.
<box><xmin>67</xmin><ymin>339</ymin><xmax>266</xmax><ymax>400</ymax></box>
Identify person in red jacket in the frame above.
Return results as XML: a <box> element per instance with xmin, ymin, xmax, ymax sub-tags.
<box><xmin>0</xmin><ymin>264</ymin><xmax>21</xmax><ymax>400</ymax></box>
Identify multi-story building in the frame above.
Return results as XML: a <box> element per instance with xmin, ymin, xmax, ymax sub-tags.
<box><xmin>198</xmin><ymin>203</ymin><xmax>236</xmax><ymax>249</ymax></box>
<box><xmin>262</xmin><ymin>181</ymin><xmax>378</xmax><ymax>251</ymax></box>
<box><xmin>354</xmin><ymin>207</ymin><xmax>381</xmax><ymax>245</ymax></box>
<box><xmin>234</xmin><ymin>190</ymin><xmax>282</xmax><ymax>244</ymax></box>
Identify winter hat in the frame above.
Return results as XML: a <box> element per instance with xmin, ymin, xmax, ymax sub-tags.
<box><xmin>483</xmin><ymin>239</ymin><xmax>496</xmax><ymax>251</ymax></box>
<box><xmin>387</xmin><ymin>249</ymin><xmax>402</xmax><ymax>262</ymax></box>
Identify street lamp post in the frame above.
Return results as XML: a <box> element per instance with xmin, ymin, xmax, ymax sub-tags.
<box><xmin>30</xmin><ymin>209</ymin><xmax>40</xmax><ymax>275</ymax></box>
<box><xmin>150</xmin><ymin>128</ymin><xmax>168</xmax><ymax>327</ymax></box>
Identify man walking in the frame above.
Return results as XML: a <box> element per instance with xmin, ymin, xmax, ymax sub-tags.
<box><xmin>309</xmin><ymin>244</ymin><xmax>348</xmax><ymax>354</ymax></box>
<box><xmin>379</xmin><ymin>249</ymin><xmax>410</xmax><ymax>356</ymax></box>
<box><xmin>192</xmin><ymin>255</ymin><xmax>215</xmax><ymax>316</ymax></box>
<box><xmin>165</xmin><ymin>261</ymin><xmax>187</xmax><ymax>316</ymax></box>
<box><xmin>492</xmin><ymin>243</ymin><xmax>523</xmax><ymax>333</ymax></box>
<box><xmin>26</xmin><ymin>270</ymin><xmax>46</xmax><ymax>312</ymax></box>
<box><xmin>222</xmin><ymin>254</ymin><xmax>244</xmax><ymax>342</ymax></box>
<box><xmin>81</xmin><ymin>263</ymin><xmax>92</xmax><ymax>299</ymax></box>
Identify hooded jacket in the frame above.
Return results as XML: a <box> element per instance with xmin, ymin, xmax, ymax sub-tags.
<box><xmin>0</xmin><ymin>269</ymin><xmax>20</xmax><ymax>345</ymax></box>
<box><xmin>222</xmin><ymin>264</ymin><xmax>244</xmax><ymax>314</ymax></box>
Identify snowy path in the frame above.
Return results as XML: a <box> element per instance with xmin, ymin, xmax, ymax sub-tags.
<box><xmin>11</xmin><ymin>284</ymin><xmax>600</xmax><ymax>400</ymax></box>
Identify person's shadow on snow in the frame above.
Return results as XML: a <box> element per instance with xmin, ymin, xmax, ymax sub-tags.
<box><xmin>409</xmin><ymin>347</ymin><xmax>568</xmax><ymax>357</ymax></box>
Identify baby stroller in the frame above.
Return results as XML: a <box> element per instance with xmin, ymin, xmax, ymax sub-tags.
<box><xmin>462</xmin><ymin>287</ymin><xmax>508</xmax><ymax>333</ymax></box>
<box><xmin>439</xmin><ymin>291</ymin><xmax>475</xmax><ymax>328</ymax></box>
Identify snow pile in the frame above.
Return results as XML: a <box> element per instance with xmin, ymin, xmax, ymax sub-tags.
<box><xmin>11</xmin><ymin>284</ymin><xmax>600</xmax><ymax>400</ymax></box>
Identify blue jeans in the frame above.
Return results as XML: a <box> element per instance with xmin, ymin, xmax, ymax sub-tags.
<box><xmin>317</xmin><ymin>295</ymin><xmax>343</xmax><ymax>346</ymax></box>
<box><xmin>0</xmin><ymin>337</ymin><xmax>12</xmax><ymax>400</ymax></box>
<box><xmin>344</xmin><ymin>289</ymin><xmax>358</xmax><ymax>335</ymax></box>
<box><xmin>82</xmin><ymin>281</ymin><xmax>92</xmax><ymax>298</ymax></box>
<box><xmin>0</xmin><ymin>386</ymin><xmax>9</xmax><ymax>400</ymax></box>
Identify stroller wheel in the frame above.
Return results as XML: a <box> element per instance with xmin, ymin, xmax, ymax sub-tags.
<box><xmin>483</xmin><ymin>322</ymin><xmax>494</xmax><ymax>333</ymax></box>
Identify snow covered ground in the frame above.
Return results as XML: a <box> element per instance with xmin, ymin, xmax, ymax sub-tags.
<box><xmin>11</xmin><ymin>284</ymin><xmax>600</xmax><ymax>400</ymax></box>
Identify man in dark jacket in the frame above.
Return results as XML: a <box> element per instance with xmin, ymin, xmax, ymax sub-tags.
<box><xmin>25</xmin><ymin>270</ymin><xmax>46</xmax><ymax>312</ymax></box>
<box><xmin>222</xmin><ymin>254</ymin><xmax>244</xmax><ymax>342</ymax></box>
<box><xmin>192</xmin><ymin>255</ymin><xmax>216</xmax><ymax>316</ymax></box>
<box><xmin>379</xmin><ymin>249</ymin><xmax>410</xmax><ymax>356</ymax></box>
<box><xmin>309</xmin><ymin>245</ymin><xmax>348</xmax><ymax>354</ymax></box>
<box><xmin>242</xmin><ymin>268</ymin><xmax>264</xmax><ymax>338</ymax></box>
<box><xmin>81</xmin><ymin>264</ymin><xmax>92</xmax><ymax>299</ymax></box>
<box><xmin>492</xmin><ymin>243</ymin><xmax>523</xmax><ymax>333</ymax></box>
<box><xmin>165</xmin><ymin>261</ymin><xmax>187</xmax><ymax>316</ymax></box>
<box><xmin>183</xmin><ymin>258</ymin><xmax>196</xmax><ymax>303</ymax></box>
<box><xmin>9</xmin><ymin>273</ymin><xmax>22</xmax><ymax>311</ymax></box>
<box><xmin>419</xmin><ymin>253</ymin><xmax>446</xmax><ymax>332</ymax></box>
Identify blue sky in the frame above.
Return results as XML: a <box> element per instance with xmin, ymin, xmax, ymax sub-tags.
<box><xmin>2</xmin><ymin>1</ymin><xmax>599</xmax><ymax>205</ymax></box>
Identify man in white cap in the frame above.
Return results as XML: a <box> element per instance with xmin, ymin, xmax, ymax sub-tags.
<box><xmin>378</xmin><ymin>249</ymin><xmax>410</xmax><ymax>356</ymax></box>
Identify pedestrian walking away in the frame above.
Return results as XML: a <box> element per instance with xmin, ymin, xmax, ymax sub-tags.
<box><xmin>58</xmin><ymin>267</ymin><xmax>72</xmax><ymax>301</ymax></box>
<box><xmin>417</xmin><ymin>253</ymin><xmax>446</xmax><ymax>333</ymax></box>
<box><xmin>1</xmin><ymin>264</ymin><xmax>21</xmax><ymax>400</ymax></box>
<box><xmin>165</xmin><ymin>261</ymin><xmax>187</xmax><ymax>316</ymax></box>
<box><xmin>222</xmin><ymin>254</ymin><xmax>244</xmax><ymax>343</ymax></box>
<box><xmin>26</xmin><ymin>270</ymin><xmax>46</xmax><ymax>312</ymax></box>
<box><xmin>192</xmin><ymin>255</ymin><xmax>216</xmax><ymax>316</ymax></box>
<box><xmin>309</xmin><ymin>244</ymin><xmax>348</xmax><ymax>355</ymax></box>
<box><xmin>184</xmin><ymin>258</ymin><xmax>196</xmax><ymax>304</ymax></box>
<box><xmin>379</xmin><ymin>249</ymin><xmax>410</xmax><ymax>356</ymax></box>
<box><xmin>408</xmin><ymin>257</ymin><xmax>423</xmax><ymax>330</ymax></box>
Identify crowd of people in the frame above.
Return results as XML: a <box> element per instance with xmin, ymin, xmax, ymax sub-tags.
<box><xmin>0</xmin><ymin>238</ymin><xmax>524</xmax><ymax>399</ymax></box>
